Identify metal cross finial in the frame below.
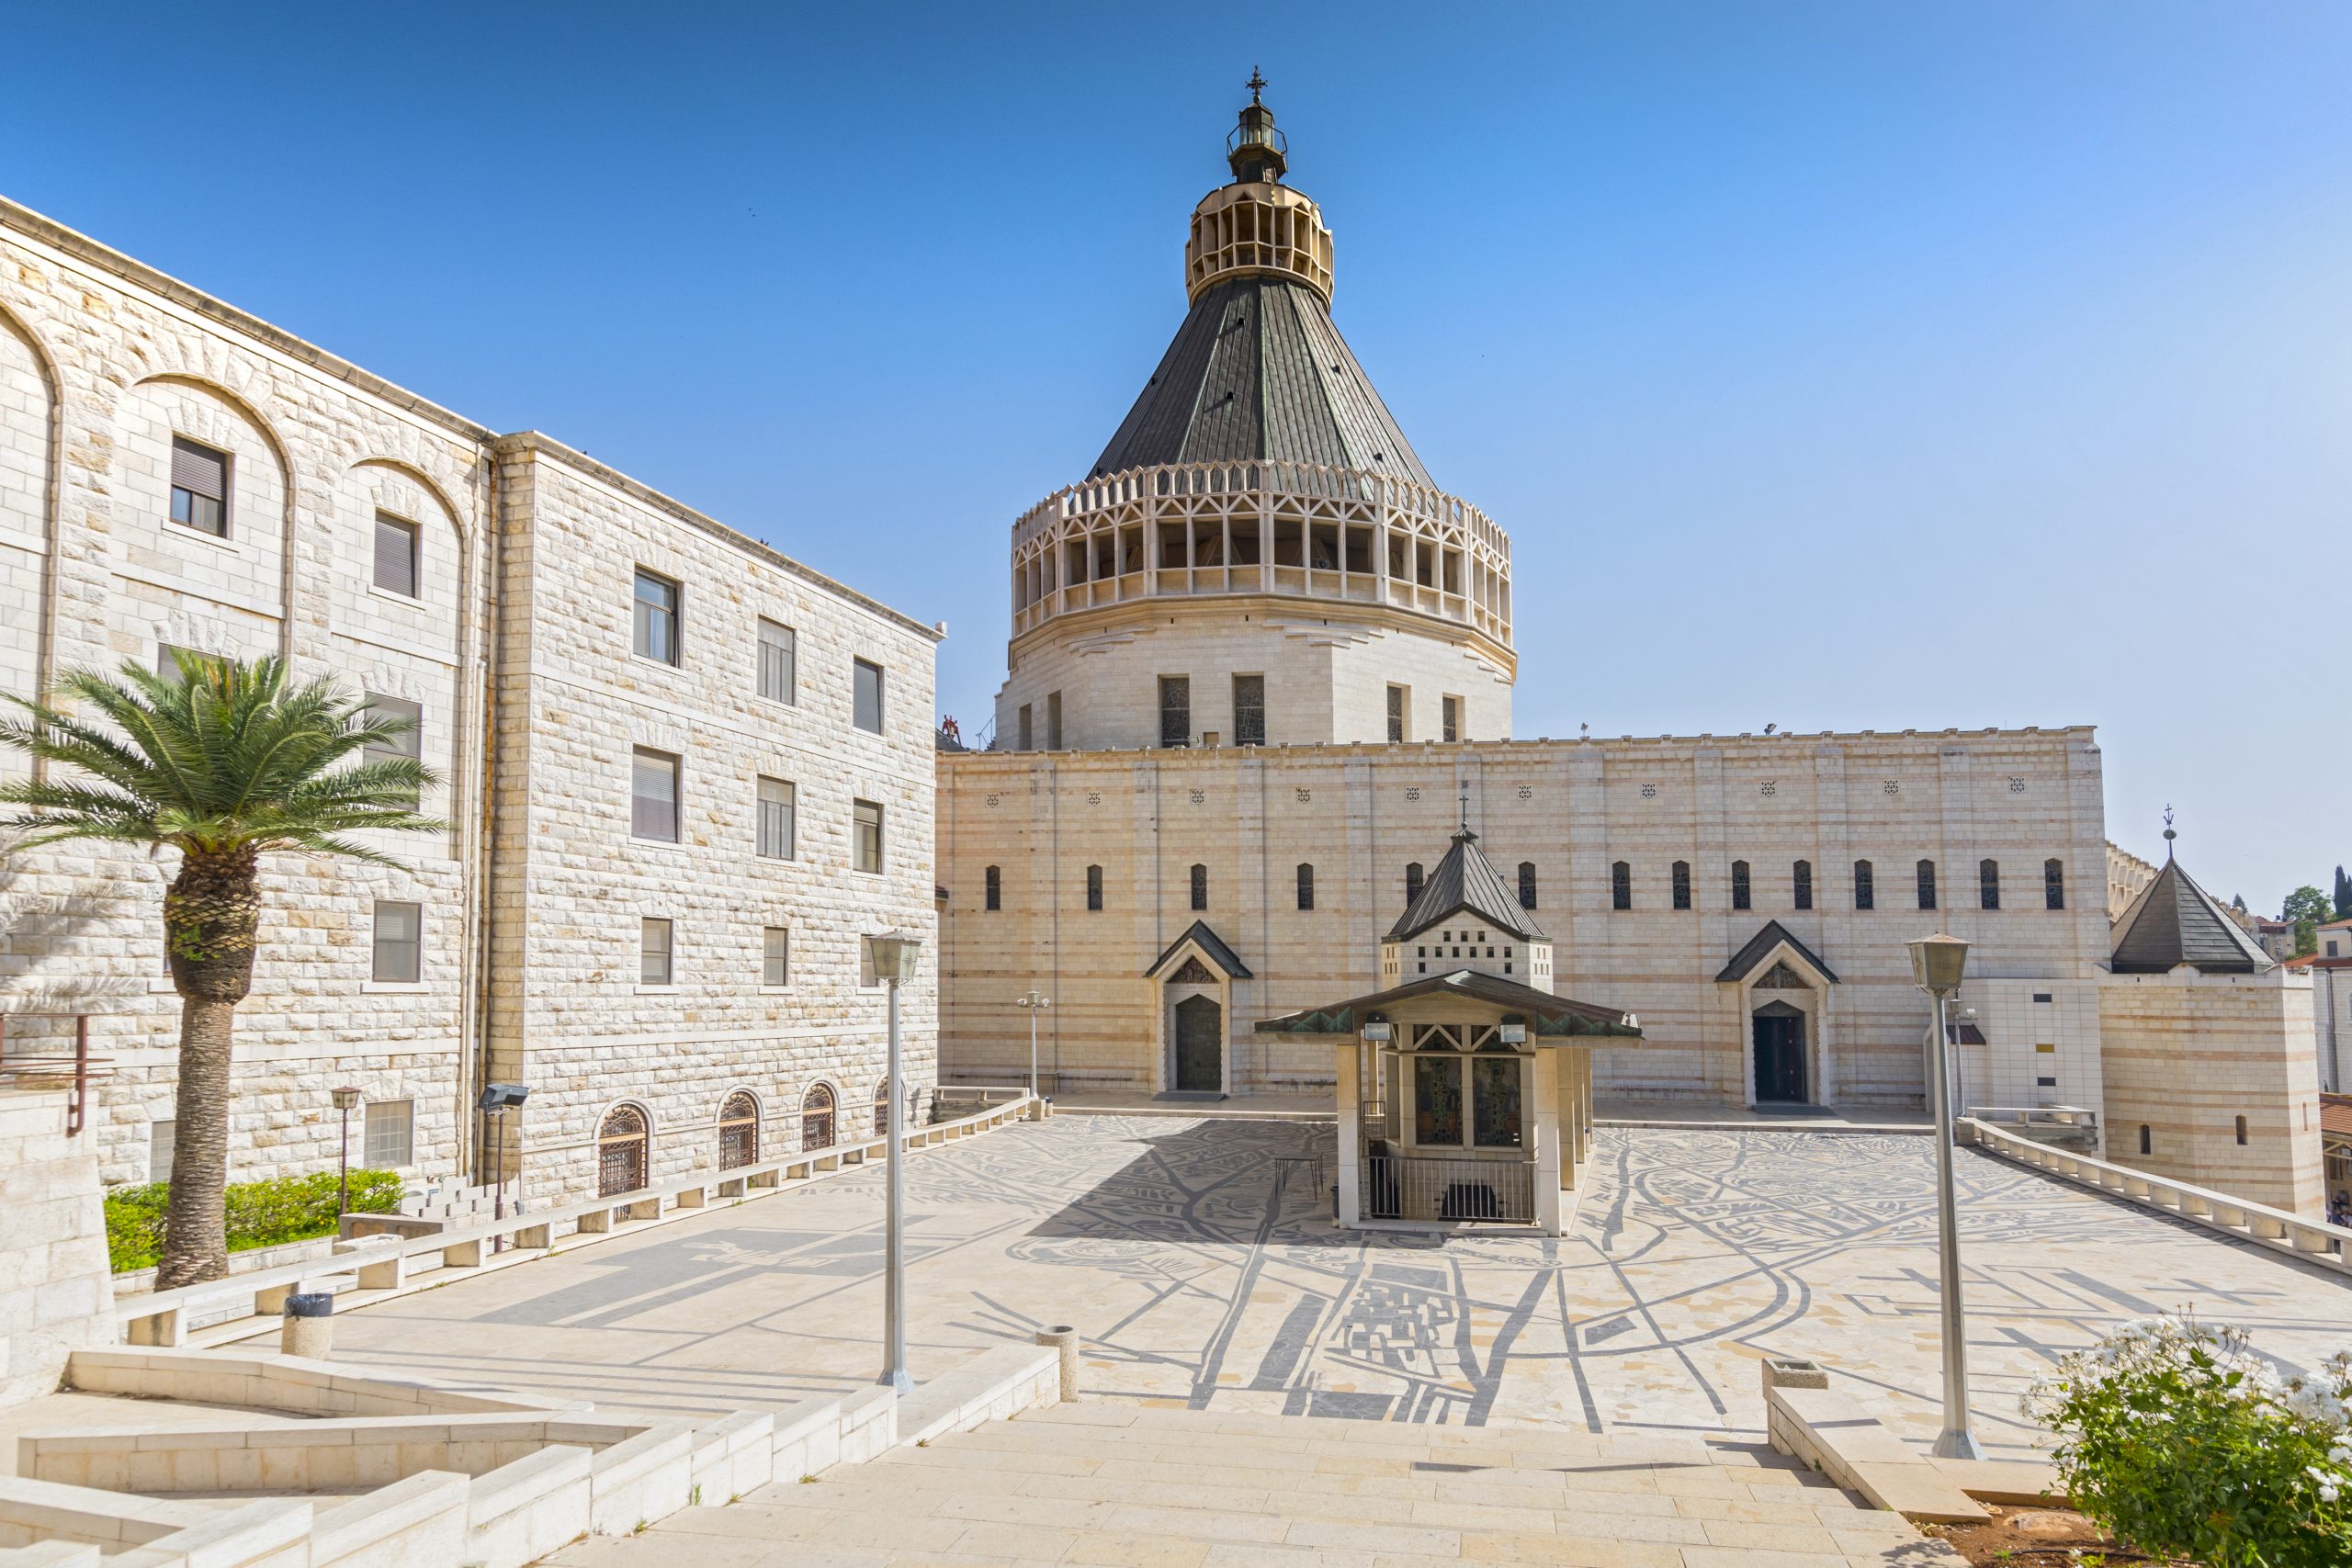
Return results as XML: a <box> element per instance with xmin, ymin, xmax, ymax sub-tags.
<box><xmin>1247</xmin><ymin>66</ymin><xmax>1267</xmax><ymax>104</ymax></box>
<box><xmin>2163</xmin><ymin>804</ymin><xmax>2177</xmax><ymax>857</ymax></box>
<box><xmin>1459</xmin><ymin>786</ymin><xmax>1470</xmax><ymax>832</ymax></box>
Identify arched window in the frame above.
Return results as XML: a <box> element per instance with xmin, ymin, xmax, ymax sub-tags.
<box><xmin>1671</xmin><ymin>861</ymin><xmax>1691</xmax><ymax>911</ymax></box>
<box><xmin>2234</xmin><ymin>1114</ymin><xmax>2248</xmax><ymax>1146</ymax></box>
<box><xmin>2044</xmin><ymin>858</ymin><xmax>2065</xmax><ymax>910</ymax></box>
<box><xmin>984</xmin><ymin>865</ymin><xmax>1001</xmax><ymax>911</ymax></box>
<box><xmin>1517</xmin><ymin>862</ymin><xmax>1537</xmax><ymax>910</ymax></box>
<box><xmin>718</xmin><ymin>1091</ymin><xmax>759</xmax><ymax>1170</ymax></box>
<box><xmin>1085</xmin><ymin>864</ymin><xmax>1103</xmax><ymax>911</ymax></box>
<box><xmin>2138</xmin><ymin>1123</ymin><xmax>2152</xmax><ymax>1156</ymax></box>
<box><xmin>1979</xmin><ymin>859</ymin><xmax>2000</xmax><ymax>911</ymax></box>
<box><xmin>801</xmin><ymin>1083</ymin><xmax>836</xmax><ymax>1151</ymax></box>
<box><xmin>1916</xmin><ymin>859</ymin><xmax>1937</xmax><ymax>911</ymax></box>
<box><xmin>596</xmin><ymin>1103</ymin><xmax>650</xmax><ymax>1197</ymax></box>
<box><xmin>1792</xmin><ymin>860</ymin><xmax>1814</xmax><ymax>911</ymax></box>
<box><xmin>1296</xmin><ymin>863</ymin><xmax>1314</xmax><ymax>910</ymax></box>
<box><xmin>1730</xmin><ymin>861</ymin><xmax>1751</xmax><ymax>911</ymax></box>
<box><xmin>1611</xmin><ymin>861</ymin><xmax>1631</xmax><ymax>910</ymax></box>
<box><xmin>1190</xmin><ymin>863</ymin><xmax>1208</xmax><ymax>911</ymax></box>
<box><xmin>1405</xmin><ymin>862</ymin><xmax>1424</xmax><ymax>904</ymax></box>
<box><xmin>874</xmin><ymin>1079</ymin><xmax>892</xmax><ymax>1136</ymax></box>
<box><xmin>1854</xmin><ymin>859</ymin><xmax>1875</xmax><ymax>910</ymax></box>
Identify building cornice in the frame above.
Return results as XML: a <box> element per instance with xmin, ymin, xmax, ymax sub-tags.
<box><xmin>1007</xmin><ymin>591</ymin><xmax>1514</xmax><ymax>679</ymax></box>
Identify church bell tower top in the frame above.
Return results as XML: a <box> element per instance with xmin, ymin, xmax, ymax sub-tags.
<box><xmin>1227</xmin><ymin>68</ymin><xmax>1289</xmax><ymax>183</ymax></box>
<box><xmin>1187</xmin><ymin>72</ymin><xmax>1333</xmax><ymax>304</ymax></box>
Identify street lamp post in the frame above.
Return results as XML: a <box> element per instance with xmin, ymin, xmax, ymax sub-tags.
<box><xmin>1013</xmin><ymin>991</ymin><xmax>1051</xmax><ymax>1100</ymax></box>
<box><xmin>476</xmin><ymin>1084</ymin><xmax>529</xmax><ymax>1251</ymax></box>
<box><xmin>330</xmin><ymin>1087</ymin><xmax>363</xmax><ymax>1218</ymax></box>
<box><xmin>868</xmin><ymin>931</ymin><xmax>922</xmax><ymax>1396</ymax></box>
<box><xmin>1906</xmin><ymin>931</ymin><xmax>1984</xmax><ymax>1461</ymax></box>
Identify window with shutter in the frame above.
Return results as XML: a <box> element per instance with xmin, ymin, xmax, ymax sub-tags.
<box><xmin>763</xmin><ymin>926</ymin><xmax>790</xmax><ymax>987</ymax></box>
<box><xmin>372</xmin><ymin>900</ymin><xmax>422</xmax><ymax>983</ymax></box>
<box><xmin>373</xmin><ymin>513</ymin><xmax>420</xmax><ymax>596</ymax></box>
<box><xmin>169</xmin><ymin>436</ymin><xmax>229</xmax><ymax>536</ymax></box>
<box><xmin>631</xmin><ymin>749</ymin><xmax>680</xmax><ymax>841</ymax></box>
<box><xmin>363</xmin><ymin>694</ymin><xmax>423</xmax><ymax>808</ymax></box>
<box><xmin>756</xmin><ymin>776</ymin><xmax>796</xmax><ymax>859</ymax></box>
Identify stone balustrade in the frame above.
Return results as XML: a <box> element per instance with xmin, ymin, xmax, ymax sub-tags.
<box><xmin>115</xmin><ymin>1090</ymin><xmax>1035</xmax><ymax>1350</ymax></box>
<box><xmin>1962</xmin><ymin>1116</ymin><xmax>2350</xmax><ymax>1272</ymax></box>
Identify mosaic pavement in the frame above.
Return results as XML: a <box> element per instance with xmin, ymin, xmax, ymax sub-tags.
<box><xmin>302</xmin><ymin>1117</ymin><xmax>2352</xmax><ymax>1457</ymax></box>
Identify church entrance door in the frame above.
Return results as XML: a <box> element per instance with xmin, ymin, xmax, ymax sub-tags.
<box><xmin>1752</xmin><ymin>1009</ymin><xmax>1808</xmax><ymax>1103</ymax></box>
<box><xmin>1173</xmin><ymin>994</ymin><xmax>1223</xmax><ymax>1091</ymax></box>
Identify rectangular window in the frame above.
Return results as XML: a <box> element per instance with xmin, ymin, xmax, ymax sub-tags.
<box><xmin>1671</xmin><ymin>861</ymin><xmax>1691</xmax><ymax>911</ymax></box>
<box><xmin>756</xmin><ymin>776</ymin><xmax>796</xmax><ymax>860</ymax></box>
<box><xmin>631</xmin><ymin>748</ymin><xmax>680</xmax><ymax>841</ymax></box>
<box><xmin>1413</xmin><ymin>1055</ymin><xmax>1463</xmax><ymax>1146</ymax></box>
<box><xmin>984</xmin><ymin>865</ymin><xmax>1001</xmax><ymax>911</ymax></box>
<box><xmin>1980</xmin><ymin>859</ymin><xmax>2001</xmax><ymax>911</ymax></box>
<box><xmin>1385</xmin><ymin>683</ymin><xmax>1406</xmax><ymax>744</ymax></box>
<box><xmin>1730</xmin><ymin>861</ymin><xmax>1751</xmax><ymax>911</ymax></box>
<box><xmin>362</xmin><ymin>1100</ymin><xmax>413</xmax><ymax>1168</ymax></box>
<box><xmin>1086</xmin><ymin>864</ymin><xmax>1103</xmax><ymax>911</ymax></box>
<box><xmin>1232</xmin><ymin>675</ymin><xmax>1265</xmax><ymax>747</ymax></box>
<box><xmin>1046</xmin><ymin>691</ymin><xmax>1063</xmax><ymax>750</ymax></box>
<box><xmin>1854</xmin><ymin>860</ymin><xmax>1875</xmax><ymax>911</ymax></box>
<box><xmin>371</xmin><ymin>899</ymin><xmax>422</xmax><ymax>983</ymax></box>
<box><xmin>155</xmin><ymin>643</ymin><xmax>197</xmax><ymax>685</ymax></box>
<box><xmin>1917</xmin><ymin>860</ymin><xmax>1938</xmax><ymax>911</ymax></box>
<box><xmin>854</xmin><ymin>659</ymin><xmax>885</xmax><ymax>734</ymax></box>
<box><xmin>148</xmin><ymin>1118</ymin><xmax>175</xmax><ymax>1183</ymax></box>
<box><xmin>757</xmin><ymin>618</ymin><xmax>797</xmax><ymax>704</ymax></box>
<box><xmin>1190</xmin><ymin>863</ymin><xmax>1208</xmax><ymax>911</ymax></box>
<box><xmin>2044</xmin><ymin>858</ymin><xmax>2065</xmax><ymax>911</ymax></box>
<box><xmin>1792</xmin><ymin>860</ymin><xmax>1814</xmax><ymax>911</ymax></box>
<box><xmin>363</xmin><ymin>693</ymin><xmax>424</xmax><ymax>808</ymax></box>
<box><xmin>1296</xmin><ymin>863</ymin><xmax>1314</xmax><ymax>911</ymax></box>
<box><xmin>372</xmin><ymin>513</ymin><xmax>420</xmax><ymax>597</ymax></box>
<box><xmin>1611</xmin><ymin>861</ymin><xmax>1632</xmax><ymax>911</ymax></box>
<box><xmin>168</xmin><ymin>435</ymin><xmax>229</xmax><ymax>536</ymax></box>
<box><xmin>632</xmin><ymin>569</ymin><xmax>680</xmax><ymax>665</ymax></box>
<box><xmin>639</xmin><ymin>918</ymin><xmax>673</xmax><ymax>986</ymax></box>
<box><xmin>853</xmin><ymin>798</ymin><xmax>883</xmax><ymax>874</ymax></box>
<box><xmin>763</xmin><ymin>925</ymin><xmax>790</xmax><ymax>987</ymax></box>
<box><xmin>1159</xmin><ymin>675</ymin><xmax>1191</xmax><ymax>748</ymax></box>
<box><xmin>1442</xmin><ymin>694</ymin><xmax>1461</xmax><ymax>744</ymax></box>
<box><xmin>1018</xmin><ymin>704</ymin><xmax>1034</xmax><ymax>750</ymax></box>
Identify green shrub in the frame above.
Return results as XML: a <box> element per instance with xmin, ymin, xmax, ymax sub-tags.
<box><xmin>2025</xmin><ymin>1317</ymin><xmax>2352</xmax><ymax>1568</ymax></box>
<box><xmin>106</xmin><ymin>1168</ymin><xmax>405</xmax><ymax>1274</ymax></box>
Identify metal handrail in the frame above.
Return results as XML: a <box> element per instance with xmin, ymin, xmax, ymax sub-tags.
<box><xmin>1361</xmin><ymin>1149</ymin><xmax>1535</xmax><ymax>1224</ymax></box>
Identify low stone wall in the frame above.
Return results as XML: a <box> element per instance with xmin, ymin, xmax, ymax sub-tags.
<box><xmin>62</xmin><ymin>1348</ymin><xmax>571</xmax><ymax>1418</ymax></box>
<box><xmin>1758</xmin><ymin>1358</ymin><xmax>2057</xmax><ymax>1526</ymax></box>
<box><xmin>0</xmin><ymin>1090</ymin><xmax>114</xmax><ymax>1409</ymax></box>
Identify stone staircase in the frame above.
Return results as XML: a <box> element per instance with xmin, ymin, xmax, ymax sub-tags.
<box><xmin>545</xmin><ymin>1401</ymin><xmax>1961</xmax><ymax>1566</ymax></box>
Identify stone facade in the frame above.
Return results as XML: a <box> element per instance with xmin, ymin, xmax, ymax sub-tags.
<box><xmin>0</xmin><ymin>196</ymin><xmax>939</xmax><ymax>1204</ymax></box>
<box><xmin>0</xmin><ymin>1089</ymin><xmax>111</xmax><ymax>1406</ymax></box>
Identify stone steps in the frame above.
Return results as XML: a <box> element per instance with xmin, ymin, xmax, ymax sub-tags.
<box><xmin>542</xmin><ymin>1402</ymin><xmax>1962</xmax><ymax>1567</ymax></box>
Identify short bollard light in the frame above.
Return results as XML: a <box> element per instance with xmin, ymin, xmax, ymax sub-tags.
<box><xmin>281</xmin><ymin>1291</ymin><xmax>334</xmax><ymax>1359</ymax></box>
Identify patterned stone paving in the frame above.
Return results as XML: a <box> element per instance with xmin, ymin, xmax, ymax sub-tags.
<box><xmin>307</xmin><ymin>1116</ymin><xmax>2351</xmax><ymax>1455</ymax></box>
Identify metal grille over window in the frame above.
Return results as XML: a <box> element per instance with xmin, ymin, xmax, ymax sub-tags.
<box><xmin>631</xmin><ymin>749</ymin><xmax>679</xmax><ymax>841</ymax></box>
<box><xmin>1793</xmin><ymin>859</ymin><xmax>1814</xmax><ymax>910</ymax></box>
<box><xmin>719</xmin><ymin>1092</ymin><xmax>759</xmax><ymax>1169</ymax></box>
<box><xmin>1980</xmin><ymin>858</ymin><xmax>2001</xmax><ymax>910</ymax></box>
<box><xmin>1730</xmin><ymin>860</ymin><xmax>1751</xmax><ymax>911</ymax></box>
<box><xmin>757</xmin><ymin>776</ymin><xmax>796</xmax><ymax>859</ymax></box>
<box><xmin>1671</xmin><ymin>861</ymin><xmax>1691</xmax><ymax>910</ymax></box>
<box><xmin>1190</xmin><ymin>863</ymin><xmax>1208</xmax><ymax>911</ymax></box>
<box><xmin>2044</xmin><ymin>857</ymin><xmax>2065</xmax><ymax>910</ymax></box>
<box><xmin>801</xmin><ymin>1084</ymin><xmax>835</xmax><ymax>1151</ymax></box>
<box><xmin>1385</xmin><ymin>684</ymin><xmax>1405</xmax><ymax>744</ymax></box>
<box><xmin>762</xmin><ymin>926</ymin><xmax>789</xmax><ymax>987</ymax></box>
<box><xmin>1086</xmin><ymin>864</ymin><xmax>1103</xmax><ymax>911</ymax></box>
<box><xmin>1442</xmin><ymin>695</ymin><xmax>1460</xmax><ymax>743</ymax></box>
<box><xmin>632</xmin><ymin>570</ymin><xmax>679</xmax><ymax>664</ymax></box>
<box><xmin>853</xmin><ymin>798</ymin><xmax>883</xmax><ymax>873</ymax></box>
<box><xmin>1159</xmin><ymin>675</ymin><xmax>1191</xmax><ymax>748</ymax></box>
<box><xmin>1854</xmin><ymin>859</ymin><xmax>1875</xmax><ymax>910</ymax></box>
<box><xmin>1405</xmin><ymin>862</ymin><xmax>1424</xmax><ymax>905</ymax></box>
<box><xmin>1296</xmin><ymin>862</ymin><xmax>1314</xmax><ymax>910</ymax></box>
<box><xmin>371</xmin><ymin>899</ymin><xmax>421</xmax><ymax>983</ymax></box>
<box><xmin>1518</xmin><ymin>862</ymin><xmax>1537</xmax><ymax>910</ymax></box>
<box><xmin>169</xmin><ymin>436</ymin><xmax>228</xmax><ymax>536</ymax></box>
<box><xmin>1611</xmin><ymin>861</ymin><xmax>1631</xmax><ymax>910</ymax></box>
<box><xmin>363</xmin><ymin>1100</ymin><xmax>413</xmax><ymax>1168</ymax></box>
<box><xmin>1232</xmin><ymin>674</ymin><xmax>1264</xmax><ymax>746</ymax></box>
<box><xmin>597</xmin><ymin>1105</ymin><xmax>649</xmax><ymax>1197</ymax></box>
<box><xmin>854</xmin><ymin>659</ymin><xmax>885</xmax><ymax>733</ymax></box>
<box><xmin>639</xmin><ymin>918</ymin><xmax>673</xmax><ymax>986</ymax></box>
<box><xmin>373</xmin><ymin>513</ymin><xmax>419</xmax><ymax>596</ymax></box>
<box><xmin>873</xmin><ymin>1081</ymin><xmax>891</xmax><ymax>1136</ymax></box>
<box><xmin>1917</xmin><ymin>859</ymin><xmax>1938</xmax><ymax>911</ymax></box>
<box><xmin>757</xmin><ymin>618</ymin><xmax>796</xmax><ymax>704</ymax></box>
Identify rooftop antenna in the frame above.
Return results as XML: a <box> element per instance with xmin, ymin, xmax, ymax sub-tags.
<box><xmin>2162</xmin><ymin>804</ymin><xmax>2177</xmax><ymax>860</ymax></box>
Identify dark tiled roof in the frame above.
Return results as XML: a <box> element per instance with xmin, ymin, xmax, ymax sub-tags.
<box><xmin>1715</xmin><ymin>920</ymin><xmax>1840</xmax><ymax>985</ymax></box>
<box><xmin>2109</xmin><ymin>858</ymin><xmax>2274</xmax><ymax>975</ymax></box>
<box><xmin>1387</xmin><ymin>828</ymin><xmax>1544</xmax><ymax>943</ymax></box>
<box><xmin>1144</xmin><ymin>920</ymin><xmax>1253</xmax><ymax>980</ymax></box>
<box><xmin>1090</xmin><ymin>277</ymin><xmax>1433</xmax><ymax>487</ymax></box>
<box><xmin>1254</xmin><ymin>968</ymin><xmax>1642</xmax><ymax>1038</ymax></box>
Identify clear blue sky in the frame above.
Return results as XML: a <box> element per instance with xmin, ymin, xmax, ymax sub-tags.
<box><xmin>6</xmin><ymin>3</ymin><xmax>2346</xmax><ymax>913</ymax></box>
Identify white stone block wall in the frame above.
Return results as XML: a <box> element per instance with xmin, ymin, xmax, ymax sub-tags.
<box><xmin>0</xmin><ymin>1089</ymin><xmax>113</xmax><ymax>1406</ymax></box>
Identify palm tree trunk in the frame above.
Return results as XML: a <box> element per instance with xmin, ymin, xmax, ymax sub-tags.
<box><xmin>156</xmin><ymin>845</ymin><xmax>260</xmax><ymax>1290</ymax></box>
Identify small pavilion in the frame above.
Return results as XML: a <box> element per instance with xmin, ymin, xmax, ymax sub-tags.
<box><xmin>1258</xmin><ymin>819</ymin><xmax>1643</xmax><ymax>1235</ymax></box>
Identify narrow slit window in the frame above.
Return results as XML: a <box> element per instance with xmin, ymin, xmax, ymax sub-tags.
<box><xmin>1190</xmin><ymin>863</ymin><xmax>1208</xmax><ymax>911</ymax></box>
<box><xmin>372</xmin><ymin>512</ymin><xmax>419</xmax><ymax>597</ymax></box>
<box><xmin>1917</xmin><ymin>859</ymin><xmax>1938</xmax><ymax>911</ymax></box>
<box><xmin>1854</xmin><ymin>859</ymin><xmax>1875</xmax><ymax>910</ymax></box>
<box><xmin>756</xmin><ymin>776</ymin><xmax>796</xmax><ymax>860</ymax></box>
<box><xmin>1792</xmin><ymin>859</ymin><xmax>1813</xmax><ymax>910</ymax></box>
<box><xmin>2044</xmin><ymin>857</ymin><xmax>2065</xmax><ymax>910</ymax></box>
<box><xmin>757</xmin><ymin>618</ymin><xmax>797</xmax><ymax>704</ymax></box>
<box><xmin>1159</xmin><ymin>675</ymin><xmax>1191</xmax><ymax>748</ymax></box>
<box><xmin>1979</xmin><ymin>858</ymin><xmax>2000</xmax><ymax>910</ymax></box>
<box><xmin>1085</xmin><ymin>864</ymin><xmax>1103</xmax><ymax>911</ymax></box>
<box><xmin>1405</xmin><ymin>862</ymin><xmax>1424</xmax><ymax>905</ymax></box>
<box><xmin>984</xmin><ymin>865</ymin><xmax>1001</xmax><ymax>911</ymax></box>
<box><xmin>1611</xmin><ymin>861</ymin><xmax>1632</xmax><ymax>910</ymax></box>
<box><xmin>1671</xmin><ymin>861</ymin><xmax>1691</xmax><ymax>911</ymax></box>
<box><xmin>1295</xmin><ymin>863</ymin><xmax>1314</xmax><ymax>910</ymax></box>
<box><xmin>1517</xmin><ymin>862</ymin><xmax>1537</xmax><ymax>910</ymax></box>
<box><xmin>1730</xmin><ymin>860</ymin><xmax>1751</xmax><ymax>911</ymax></box>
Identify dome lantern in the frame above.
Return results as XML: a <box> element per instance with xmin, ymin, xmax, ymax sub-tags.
<box><xmin>1227</xmin><ymin>68</ymin><xmax>1288</xmax><ymax>183</ymax></box>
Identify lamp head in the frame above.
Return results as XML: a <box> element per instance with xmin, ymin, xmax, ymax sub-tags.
<box><xmin>331</xmin><ymin>1086</ymin><xmax>363</xmax><ymax>1111</ymax></box>
<box><xmin>867</xmin><ymin>930</ymin><xmax>922</xmax><ymax>983</ymax></box>
<box><xmin>477</xmin><ymin>1083</ymin><xmax>529</xmax><ymax>1112</ymax></box>
<box><xmin>1905</xmin><ymin>932</ymin><xmax>1971</xmax><ymax>997</ymax></box>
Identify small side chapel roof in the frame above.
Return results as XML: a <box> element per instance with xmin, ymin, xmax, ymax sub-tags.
<box><xmin>1386</xmin><ymin>826</ymin><xmax>1544</xmax><ymax>943</ymax></box>
<box><xmin>2109</xmin><ymin>857</ymin><xmax>2273</xmax><ymax>975</ymax></box>
<box><xmin>1716</xmin><ymin>920</ymin><xmax>1840</xmax><ymax>985</ymax></box>
<box><xmin>1144</xmin><ymin>920</ymin><xmax>1253</xmax><ymax>980</ymax></box>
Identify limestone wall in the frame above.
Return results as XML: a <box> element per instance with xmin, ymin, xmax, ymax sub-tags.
<box><xmin>2099</xmin><ymin>967</ymin><xmax>2324</xmax><ymax>1215</ymax></box>
<box><xmin>0</xmin><ymin>1090</ymin><xmax>111</xmax><ymax>1406</ymax></box>
<box><xmin>939</xmin><ymin>726</ymin><xmax>2113</xmax><ymax>1107</ymax></box>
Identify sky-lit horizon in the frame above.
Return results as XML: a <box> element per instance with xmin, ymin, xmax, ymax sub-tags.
<box><xmin>6</xmin><ymin>2</ymin><xmax>2345</xmax><ymax>912</ymax></box>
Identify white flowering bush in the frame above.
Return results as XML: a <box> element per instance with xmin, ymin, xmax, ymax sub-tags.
<box><xmin>2024</xmin><ymin>1317</ymin><xmax>2352</xmax><ymax>1567</ymax></box>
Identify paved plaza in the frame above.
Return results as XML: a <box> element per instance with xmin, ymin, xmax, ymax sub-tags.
<box><xmin>297</xmin><ymin>1116</ymin><xmax>2351</xmax><ymax>1457</ymax></box>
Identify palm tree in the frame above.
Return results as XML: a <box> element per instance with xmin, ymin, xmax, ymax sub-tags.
<box><xmin>0</xmin><ymin>651</ymin><xmax>446</xmax><ymax>1287</ymax></box>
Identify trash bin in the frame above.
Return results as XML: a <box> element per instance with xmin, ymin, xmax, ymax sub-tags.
<box><xmin>280</xmin><ymin>1291</ymin><xmax>334</xmax><ymax>1359</ymax></box>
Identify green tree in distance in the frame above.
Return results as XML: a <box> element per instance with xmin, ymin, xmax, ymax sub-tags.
<box><xmin>2282</xmin><ymin>886</ymin><xmax>2333</xmax><ymax>958</ymax></box>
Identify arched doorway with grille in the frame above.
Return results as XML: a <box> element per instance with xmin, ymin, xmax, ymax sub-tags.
<box><xmin>718</xmin><ymin>1090</ymin><xmax>759</xmax><ymax>1169</ymax></box>
<box><xmin>801</xmin><ymin>1082</ymin><xmax>836</xmax><ymax>1152</ymax></box>
<box><xmin>596</xmin><ymin>1103</ymin><xmax>650</xmax><ymax>1197</ymax></box>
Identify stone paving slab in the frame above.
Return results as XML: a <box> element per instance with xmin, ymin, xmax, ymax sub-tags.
<box><xmin>286</xmin><ymin>1117</ymin><xmax>2349</xmax><ymax>1459</ymax></box>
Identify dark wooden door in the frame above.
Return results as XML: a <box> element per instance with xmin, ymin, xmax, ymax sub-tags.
<box><xmin>1173</xmin><ymin>995</ymin><xmax>1222</xmax><ymax>1091</ymax></box>
<box><xmin>1753</xmin><ymin>1013</ymin><xmax>1807</xmax><ymax>1102</ymax></box>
